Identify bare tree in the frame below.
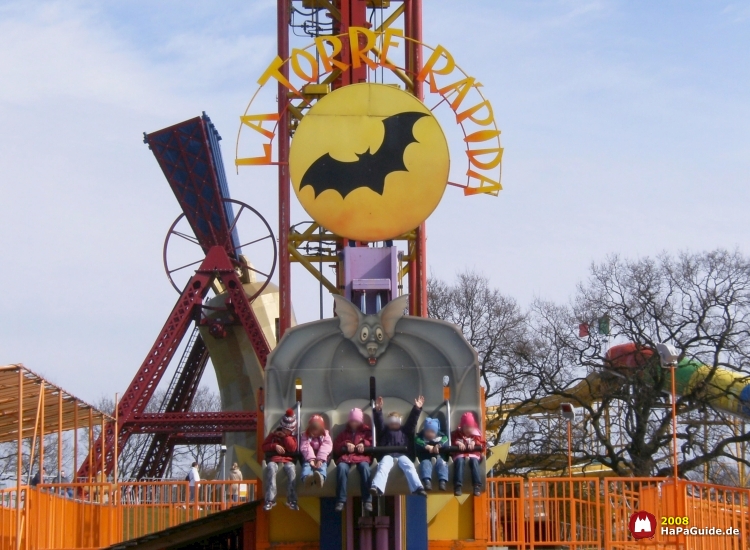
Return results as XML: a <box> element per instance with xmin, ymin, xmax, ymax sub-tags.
<box><xmin>494</xmin><ymin>250</ymin><xmax>750</xmax><ymax>481</ymax></box>
<box><xmin>428</xmin><ymin>270</ymin><xmax>526</xmax><ymax>402</ymax></box>
<box><xmin>95</xmin><ymin>386</ymin><xmax>223</xmax><ymax>480</ymax></box>
<box><xmin>432</xmin><ymin>252</ymin><xmax>750</xmax><ymax>483</ymax></box>
<box><xmin>169</xmin><ymin>386</ymin><xmax>223</xmax><ymax>480</ymax></box>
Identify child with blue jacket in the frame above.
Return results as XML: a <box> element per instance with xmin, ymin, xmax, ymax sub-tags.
<box><xmin>415</xmin><ymin>417</ymin><xmax>449</xmax><ymax>491</ymax></box>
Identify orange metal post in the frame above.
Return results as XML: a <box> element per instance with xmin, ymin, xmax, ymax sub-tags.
<box><xmin>567</xmin><ymin>421</ymin><xmax>576</xmax><ymax>545</ymax></box>
<box><xmin>15</xmin><ymin>368</ymin><xmax>23</xmax><ymax>550</ymax></box>
<box><xmin>39</xmin><ymin>384</ymin><xmax>44</xmax><ymax>483</ymax></box>
<box><xmin>475</xmin><ymin>387</ymin><xmax>488</xmax><ymax>540</ymax></box>
<box><xmin>73</xmin><ymin>404</ymin><xmax>78</xmax><ymax>481</ymax></box>
<box><xmin>27</xmin><ymin>385</ymin><xmax>43</xmax><ymax>486</ymax></box>
<box><xmin>57</xmin><ymin>389</ymin><xmax>62</xmax><ymax>482</ymax></box>
<box><xmin>114</xmin><ymin>394</ymin><xmax>119</xmax><ymax>486</ymax></box>
<box><xmin>670</xmin><ymin>365</ymin><xmax>680</xmax><ymax>530</ymax></box>
<box><xmin>671</xmin><ymin>367</ymin><xmax>679</xmax><ymax>481</ymax></box>
<box><xmin>101</xmin><ymin>414</ymin><xmax>106</xmax><ymax>485</ymax></box>
<box><xmin>88</xmin><ymin>409</ymin><xmax>93</xmax><ymax>484</ymax></box>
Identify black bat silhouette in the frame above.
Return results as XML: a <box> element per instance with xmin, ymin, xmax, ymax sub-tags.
<box><xmin>300</xmin><ymin>111</ymin><xmax>428</xmax><ymax>198</ymax></box>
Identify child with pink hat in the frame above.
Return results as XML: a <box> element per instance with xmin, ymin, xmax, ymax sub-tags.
<box><xmin>450</xmin><ymin>411</ymin><xmax>486</xmax><ymax>496</ymax></box>
<box><xmin>300</xmin><ymin>414</ymin><xmax>333</xmax><ymax>489</ymax></box>
<box><xmin>332</xmin><ymin>407</ymin><xmax>373</xmax><ymax>512</ymax></box>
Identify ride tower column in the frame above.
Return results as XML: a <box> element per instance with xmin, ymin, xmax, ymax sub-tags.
<box><xmin>276</xmin><ymin>0</ymin><xmax>429</xmax><ymax>341</ymax></box>
<box><xmin>272</xmin><ymin>2</ymin><xmax>429</xmax><ymax>550</ymax></box>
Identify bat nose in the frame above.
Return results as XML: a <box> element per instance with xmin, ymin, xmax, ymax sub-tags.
<box><xmin>366</xmin><ymin>343</ymin><xmax>378</xmax><ymax>355</ymax></box>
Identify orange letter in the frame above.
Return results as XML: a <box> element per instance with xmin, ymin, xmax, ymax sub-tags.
<box><xmin>456</xmin><ymin>100</ymin><xmax>494</xmax><ymax>126</ymax></box>
<box><xmin>464</xmin><ymin>169</ymin><xmax>502</xmax><ymax>196</ymax></box>
<box><xmin>258</xmin><ymin>56</ymin><xmax>299</xmax><ymax>94</ymax></box>
<box><xmin>416</xmin><ymin>45</ymin><xmax>456</xmax><ymax>93</ymax></box>
<box><xmin>464</xmin><ymin>129</ymin><xmax>501</xmax><ymax>143</ymax></box>
<box><xmin>236</xmin><ymin>144</ymin><xmax>274</xmax><ymax>166</ymax></box>
<box><xmin>240</xmin><ymin>113</ymin><xmax>279</xmax><ymax>140</ymax></box>
<box><xmin>291</xmin><ymin>48</ymin><xmax>319</xmax><ymax>83</ymax></box>
<box><xmin>466</xmin><ymin>147</ymin><xmax>504</xmax><ymax>171</ymax></box>
<box><xmin>348</xmin><ymin>26</ymin><xmax>378</xmax><ymax>70</ymax></box>
<box><xmin>438</xmin><ymin>76</ymin><xmax>477</xmax><ymax>112</ymax></box>
<box><xmin>379</xmin><ymin>28</ymin><xmax>403</xmax><ymax>70</ymax></box>
<box><xmin>315</xmin><ymin>36</ymin><xmax>349</xmax><ymax>73</ymax></box>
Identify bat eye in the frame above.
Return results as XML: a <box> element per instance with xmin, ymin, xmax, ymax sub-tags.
<box><xmin>375</xmin><ymin>328</ymin><xmax>384</xmax><ymax>341</ymax></box>
<box><xmin>360</xmin><ymin>327</ymin><xmax>369</xmax><ymax>342</ymax></box>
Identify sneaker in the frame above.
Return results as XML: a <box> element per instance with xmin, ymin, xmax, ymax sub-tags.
<box><xmin>454</xmin><ymin>486</ymin><xmax>463</xmax><ymax>496</ymax></box>
<box><xmin>413</xmin><ymin>488</ymin><xmax>427</xmax><ymax>497</ymax></box>
<box><xmin>303</xmin><ymin>475</ymin><xmax>315</xmax><ymax>488</ymax></box>
<box><xmin>263</xmin><ymin>500</ymin><xmax>275</xmax><ymax>511</ymax></box>
<box><xmin>369</xmin><ymin>486</ymin><xmax>382</xmax><ymax>498</ymax></box>
<box><xmin>286</xmin><ymin>501</ymin><xmax>299</xmax><ymax>511</ymax></box>
<box><xmin>364</xmin><ymin>501</ymin><xmax>373</xmax><ymax>512</ymax></box>
<box><xmin>334</xmin><ymin>502</ymin><xmax>345</xmax><ymax>512</ymax></box>
<box><xmin>423</xmin><ymin>479</ymin><xmax>432</xmax><ymax>491</ymax></box>
<box><xmin>314</xmin><ymin>471</ymin><xmax>324</xmax><ymax>487</ymax></box>
<box><xmin>473</xmin><ymin>485</ymin><xmax>482</xmax><ymax>497</ymax></box>
<box><xmin>439</xmin><ymin>481</ymin><xmax>447</xmax><ymax>491</ymax></box>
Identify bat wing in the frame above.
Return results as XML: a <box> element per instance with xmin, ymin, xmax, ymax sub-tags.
<box><xmin>299</xmin><ymin>153</ymin><xmax>367</xmax><ymax>199</ymax></box>
<box><xmin>299</xmin><ymin>111</ymin><xmax>428</xmax><ymax>198</ymax></box>
<box><xmin>369</xmin><ymin>112</ymin><xmax>428</xmax><ymax>177</ymax></box>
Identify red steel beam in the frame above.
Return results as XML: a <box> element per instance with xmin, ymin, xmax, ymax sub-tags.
<box><xmin>169</xmin><ymin>434</ymin><xmax>223</xmax><ymax>446</ymax></box>
<box><xmin>404</xmin><ymin>0</ymin><xmax>427</xmax><ymax>317</ymax></box>
<box><xmin>127</xmin><ymin>411</ymin><xmax>257</xmax><ymax>434</ymax></box>
<box><xmin>277</xmin><ymin>0</ymin><xmax>292</xmax><ymax>339</ymax></box>
<box><xmin>78</xmin><ymin>245</ymin><xmax>271</xmax><ymax>480</ymax></box>
<box><xmin>413</xmin><ymin>0</ymin><xmax>427</xmax><ymax>318</ymax></box>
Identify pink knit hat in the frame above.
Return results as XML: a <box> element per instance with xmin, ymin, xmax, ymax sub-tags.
<box><xmin>348</xmin><ymin>408</ymin><xmax>364</xmax><ymax>423</ymax></box>
<box><xmin>460</xmin><ymin>412</ymin><xmax>478</xmax><ymax>429</ymax></box>
<box><xmin>308</xmin><ymin>414</ymin><xmax>325</xmax><ymax>428</ymax></box>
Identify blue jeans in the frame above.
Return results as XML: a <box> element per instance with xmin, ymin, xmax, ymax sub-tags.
<box><xmin>453</xmin><ymin>457</ymin><xmax>481</xmax><ymax>487</ymax></box>
<box><xmin>301</xmin><ymin>462</ymin><xmax>327</xmax><ymax>481</ymax></box>
<box><xmin>418</xmin><ymin>457</ymin><xmax>448</xmax><ymax>482</ymax></box>
<box><xmin>336</xmin><ymin>462</ymin><xmax>371</xmax><ymax>503</ymax></box>
<box><xmin>371</xmin><ymin>455</ymin><xmax>422</xmax><ymax>493</ymax></box>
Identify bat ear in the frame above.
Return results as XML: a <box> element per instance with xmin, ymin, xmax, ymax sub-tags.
<box><xmin>379</xmin><ymin>294</ymin><xmax>409</xmax><ymax>338</ymax></box>
<box><xmin>333</xmin><ymin>294</ymin><xmax>363</xmax><ymax>339</ymax></box>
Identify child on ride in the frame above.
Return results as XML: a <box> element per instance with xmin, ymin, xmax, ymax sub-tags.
<box><xmin>370</xmin><ymin>395</ymin><xmax>427</xmax><ymax>497</ymax></box>
<box><xmin>332</xmin><ymin>408</ymin><xmax>373</xmax><ymax>512</ymax></box>
<box><xmin>300</xmin><ymin>414</ymin><xmax>333</xmax><ymax>488</ymax></box>
<box><xmin>451</xmin><ymin>411</ymin><xmax>486</xmax><ymax>496</ymax></box>
<box><xmin>415</xmin><ymin>417</ymin><xmax>449</xmax><ymax>491</ymax></box>
<box><xmin>261</xmin><ymin>409</ymin><xmax>299</xmax><ymax>511</ymax></box>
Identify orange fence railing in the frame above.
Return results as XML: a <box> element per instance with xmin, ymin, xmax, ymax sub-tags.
<box><xmin>1</xmin><ymin>476</ymin><xmax>749</xmax><ymax>549</ymax></box>
<box><xmin>487</xmin><ymin>477</ymin><xmax>750</xmax><ymax>550</ymax></box>
<box><xmin>0</xmin><ymin>480</ymin><xmax>259</xmax><ymax>550</ymax></box>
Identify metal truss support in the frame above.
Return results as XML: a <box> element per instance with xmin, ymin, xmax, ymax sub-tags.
<box><xmin>77</xmin><ymin>246</ymin><xmax>270</xmax><ymax>480</ymax></box>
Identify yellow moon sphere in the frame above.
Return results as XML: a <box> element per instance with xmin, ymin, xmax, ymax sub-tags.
<box><xmin>289</xmin><ymin>83</ymin><xmax>450</xmax><ymax>242</ymax></box>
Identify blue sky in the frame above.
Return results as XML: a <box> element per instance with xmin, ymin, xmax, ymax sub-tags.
<box><xmin>0</xmin><ymin>0</ymin><xmax>748</xmax><ymax>402</ymax></box>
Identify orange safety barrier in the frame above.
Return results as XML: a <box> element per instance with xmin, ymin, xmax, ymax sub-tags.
<box><xmin>0</xmin><ymin>480</ymin><xmax>259</xmax><ymax>550</ymax></box>
<box><xmin>487</xmin><ymin>477</ymin><xmax>750</xmax><ymax>550</ymax></box>
<box><xmin>2</xmin><ymin>477</ymin><xmax>749</xmax><ymax>549</ymax></box>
